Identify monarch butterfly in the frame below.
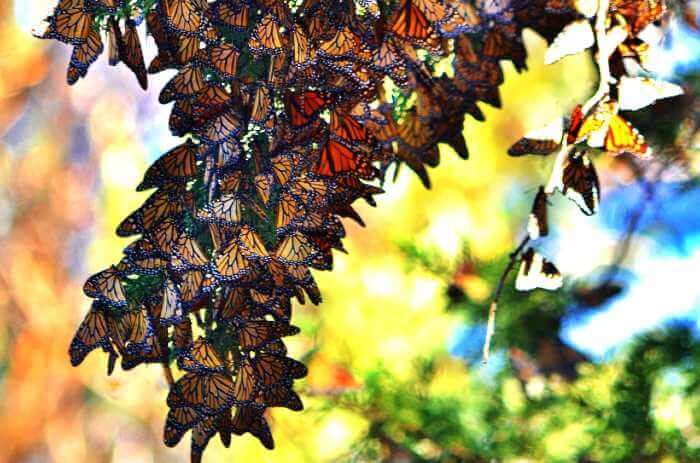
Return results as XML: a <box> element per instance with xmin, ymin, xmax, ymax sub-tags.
<box><xmin>274</xmin><ymin>232</ymin><xmax>322</xmax><ymax>266</ymax></box>
<box><xmin>205</xmin><ymin>43</ymin><xmax>240</xmax><ymax>79</ymax></box>
<box><xmin>146</xmin><ymin>11</ymin><xmax>178</xmax><ymax>73</ymax></box>
<box><xmin>119</xmin><ymin>309</ymin><xmax>169</xmax><ymax>370</ymax></box>
<box><xmin>83</xmin><ymin>266</ymin><xmax>127</xmax><ymax>306</ymax></box>
<box><xmin>171</xmin><ymin>234</ymin><xmax>210</xmax><ymax>270</ymax></box>
<box><xmin>118</xmin><ymin>20</ymin><xmax>149</xmax><ymax>90</ymax></box>
<box><xmin>69</xmin><ymin>302</ymin><xmax>114</xmax><ymax>367</ymax></box>
<box><xmin>169</xmin><ymin>99</ymin><xmax>195</xmax><ymax>136</ymax></box>
<box><xmin>123</xmin><ymin>249</ymin><xmax>168</xmax><ymax>276</ymax></box>
<box><xmin>330</xmin><ymin>110</ymin><xmax>369</xmax><ymax>143</ymax></box>
<box><xmin>164</xmin><ymin>404</ymin><xmax>200</xmax><ymax>447</ymax></box>
<box><xmin>190</xmin><ymin>85</ymin><xmax>233</xmax><ymax>126</ymax></box>
<box><xmin>174</xmin><ymin>317</ymin><xmax>194</xmax><ymax>351</ymax></box>
<box><xmin>370</xmin><ymin>39</ymin><xmax>404</xmax><ymax>80</ymax></box>
<box><xmin>213</xmin><ymin>240</ymin><xmax>256</xmax><ymax>281</ymax></box>
<box><xmin>483</xmin><ymin>23</ymin><xmax>527</xmax><ymax>71</ymax></box>
<box><xmin>453</xmin><ymin>36</ymin><xmax>504</xmax><ymax>104</ymax></box>
<box><xmin>290</xmin><ymin>26</ymin><xmax>314</xmax><ymax>68</ymax></box>
<box><xmin>268</xmin><ymin>154</ymin><xmax>294</xmax><ymax>185</ymax></box>
<box><xmin>528</xmin><ymin>186</ymin><xmax>549</xmax><ymax>239</ymax></box>
<box><xmin>107</xmin><ymin>309</ymin><xmax>150</xmax><ymax>357</ymax></box>
<box><xmin>610</xmin><ymin>0</ymin><xmax>666</xmax><ymax>34</ymax></box>
<box><xmin>570</xmin><ymin>100</ymin><xmax>617</xmax><ymax>147</ymax></box>
<box><xmin>515</xmin><ymin>247</ymin><xmax>563</xmax><ymax>291</ymax></box>
<box><xmin>162</xmin><ymin>0</ymin><xmax>206</xmax><ymax>36</ymax></box>
<box><xmin>180</xmin><ymin>269</ymin><xmax>216</xmax><ymax>303</ymax></box>
<box><xmin>124</xmin><ymin>238</ymin><xmax>168</xmax><ymax>274</ymax></box>
<box><xmin>604</xmin><ymin>114</ymin><xmax>648</xmax><ymax>156</ymax></box>
<box><xmin>252</xmin><ymin>351</ymin><xmax>308</xmax><ymax>386</ymax></box>
<box><xmin>617</xmin><ymin>76</ymin><xmax>683</xmax><ymax>112</ymax></box>
<box><xmin>138</xmin><ymin>139</ymin><xmax>199</xmax><ymax>191</ymax></box>
<box><xmin>284</xmin><ymin>90</ymin><xmax>333</xmax><ymax>127</ymax></box>
<box><xmin>317</xmin><ymin>137</ymin><xmax>357</xmax><ymax>176</ymax></box>
<box><xmin>179</xmin><ymin>337</ymin><xmax>226</xmax><ymax>373</ymax></box>
<box><xmin>161</xmin><ymin>278</ymin><xmax>185</xmax><ymax>325</ymax></box>
<box><xmin>256</xmin><ymin>383</ymin><xmax>304</xmax><ymax>410</ymax></box>
<box><xmin>508</xmin><ymin>118</ymin><xmax>563</xmax><ymax>156</ymax></box>
<box><xmin>441</xmin><ymin>0</ymin><xmax>481</xmax><ymax>35</ymax></box>
<box><xmin>212</xmin><ymin>0</ymin><xmax>249</xmax><ymax>29</ymax></box>
<box><xmin>233</xmin><ymin>356</ymin><xmax>257</xmax><ymax>402</ymax></box>
<box><xmin>160</xmin><ymin>64</ymin><xmax>206</xmax><ymax>103</ymax></box>
<box><xmin>33</xmin><ymin>0</ymin><xmax>93</xmax><ymax>46</ymax></box>
<box><xmin>249</xmin><ymin>13</ymin><xmax>287</xmax><ymax>55</ymax></box>
<box><xmin>203</xmin><ymin>108</ymin><xmax>243</xmax><ymax>144</ymax></box>
<box><xmin>168</xmin><ymin>371</ymin><xmax>236</xmax><ymax>415</ymax></box>
<box><xmin>390</xmin><ymin>0</ymin><xmax>437</xmax><ymax>45</ymax></box>
<box><xmin>107</xmin><ymin>17</ymin><xmax>121</xmax><ymax>66</ymax></box>
<box><xmin>250</xmin><ymin>84</ymin><xmax>274</xmax><ymax>127</ymax></box>
<box><xmin>217</xmin><ymin>286</ymin><xmax>251</xmax><ymax>320</ymax></box>
<box><xmin>231</xmin><ymin>406</ymin><xmax>274</xmax><ymax>449</ymax></box>
<box><xmin>149</xmin><ymin>217</ymin><xmax>183</xmax><ymax>254</ymax></box>
<box><xmin>196</xmin><ymin>193</ymin><xmax>242</xmax><ymax>225</ymax></box>
<box><xmin>254</xmin><ymin>173</ymin><xmax>274</xmax><ymax>205</ymax></box>
<box><xmin>117</xmin><ymin>184</ymin><xmax>191</xmax><ymax>237</ymax></box>
<box><xmin>276</xmin><ymin>192</ymin><xmax>301</xmax><ymax>229</ymax></box>
<box><xmin>318</xmin><ymin>26</ymin><xmax>362</xmax><ymax>60</ymax></box>
<box><xmin>557</xmin><ymin>151</ymin><xmax>600</xmax><ymax>216</ymax></box>
<box><xmin>67</xmin><ymin>27</ymin><xmax>103</xmax><ymax>85</ymax></box>
<box><xmin>237</xmin><ymin>320</ymin><xmax>300</xmax><ymax>351</ymax></box>
<box><xmin>237</xmin><ymin>225</ymin><xmax>270</xmax><ymax>260</ymax></box>
<box><xmin>177</xmin><ymin>35</ymin><xmax>202</xmax><ymax>65</ymax></box>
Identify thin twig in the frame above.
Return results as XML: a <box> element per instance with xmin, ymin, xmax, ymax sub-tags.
<box><xmin>482</xmin><ymin>236</ymin><xmax>529</xmax><ymax>364</ymax></box>
<box><xmin>600</xmin><ymin>157</ymin><xmax>674</xmax><ymax>285</ymax></box>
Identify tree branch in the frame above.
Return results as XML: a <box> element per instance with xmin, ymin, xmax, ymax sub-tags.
<box><xmin>484</xmin><ymin>0</ymin><xmax>612</xmax><ymax>364</ymax></box>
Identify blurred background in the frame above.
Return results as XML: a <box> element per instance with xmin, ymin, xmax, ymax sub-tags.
<box><xmin>1</xmin><ymin>1</ymin><xmax>700</xmax><ymax>462</ymax></box>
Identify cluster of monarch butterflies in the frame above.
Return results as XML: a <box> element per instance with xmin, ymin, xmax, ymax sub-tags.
<box><xmin>508</xmin><ymin>0</ymin><xmax>682</xmax><ymax>292</ymax></box>
<box><xmin>32</xmin><ymin>0</ymin><xmax>677</xmax><ymax>460</ymax></box>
